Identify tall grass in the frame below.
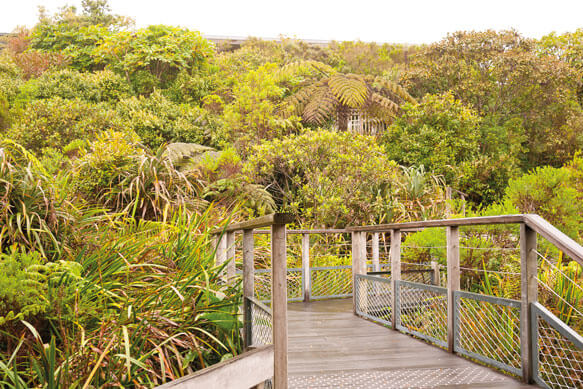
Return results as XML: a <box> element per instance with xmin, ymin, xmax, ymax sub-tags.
<box><xmin>0</xmin><ymin>208</ymin><xmax>243</xmax><ymax>388</ymax></box>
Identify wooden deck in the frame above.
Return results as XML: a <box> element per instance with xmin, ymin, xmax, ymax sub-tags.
<box><xmin>287</xmin><ymin>299</ymin><xmax>535</xmax><ymax>388</ymax></box>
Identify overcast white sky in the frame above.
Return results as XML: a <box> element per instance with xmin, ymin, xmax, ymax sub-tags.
<box><xmin>2</xmin><ymin>0</ymin><xmax>583</xmax><ymax>44</ymax></box>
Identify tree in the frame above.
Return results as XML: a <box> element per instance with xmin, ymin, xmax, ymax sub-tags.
<box><xmin>382</xmin><ymin>93</ymin><xmax>524</xmax><ymax>204</ymax></box>
<box><xmin>401</xmin><ymin>30</ymin><xmax>583</xmax><ymax>169</ymax></box>
<box><xmin>245</xmin><ymin>130</ymin><xmax>446</xmax><ymax>227</ymax></box>
<box><xmin>223</xmin><ymin>63</ymin><xmax>302</xmax><ymax>154</ymax></box>
<box><xmin>281</xmin><ymin>60</ymin><xmax>416</xmax><ymax>131</ymax></box>
<box><xmin>94</xmin><ymin>25</ymin><xmax>215</xmax><ymax>88</ymax></box>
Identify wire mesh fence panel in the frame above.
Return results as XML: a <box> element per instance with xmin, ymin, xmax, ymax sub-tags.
<box><xmin>248</xmin><ymin>297</ymin><xmax>273</xmax><ymax>346</ymax></box>
<box><xmin>354</xmin><ymin>274</ymin><xmax>392</xmax><ymax>327</ymax></box>
<box><xmin>532</xmin><ymin>303</ymin><xmax>583</xmax><ymax>389</ymax></box>
<box><xmin>402</xmin><ymin>269</ymin><xmax>435</xmax><ymax>284</ymax></box>
<box><xmin>254</xmin><ymin>269</ymin><xmax>272</xmax><ymax>302</ymax></box>
<box><xmin>454</xmin><ymin>291</ymin><xmax>522</xmax><ymax>376</ymax></box>
<box><xmin>252</xmin><ymin>268</ymin><xmax>304</xmax><ymax>302</ymax></box>
<box><xmin>311</xmin><ymin>266</ymin><xmax>353</xmax><ymax>298</ymax></box>
<box><xmin>396</xmin><ymin>280</ymin><xmax>448</xmax><ymax>348</ymax></box>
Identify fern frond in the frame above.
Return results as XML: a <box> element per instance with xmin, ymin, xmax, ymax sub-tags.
<box><xmin>363</xmin><ymin>93</ymin><xmax>400</xmax><ymax>123</ymax></box>
<box><xmin>278</xmin><ymin>60</ymin><xmax>335</xmax><ymax>81</ymax></box>
<box><xmin>328</xmin><ymin>74</ymin><xmax>368</xmax><ymax>108</ymax></box>
<box><xmin>302</xmin><ymin>85</ymin><xmax>337</xmax><ymax>124</ymax></box>
<box><xmin>370</xmin><ymin>76</ymin><xmax>418</xmax><ymax>104</ymax></box>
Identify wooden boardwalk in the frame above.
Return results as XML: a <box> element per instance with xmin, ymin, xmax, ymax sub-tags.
<box><xmin>287</xmin><ymin>299</ymin><xmax>535</xmax><ymax>388</ymax></box>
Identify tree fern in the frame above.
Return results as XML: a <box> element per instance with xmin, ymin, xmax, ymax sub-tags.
<box><xmin>281</xmin><ymin>60</ymin><xmax>416</xmax><ymax>131</ymax></box>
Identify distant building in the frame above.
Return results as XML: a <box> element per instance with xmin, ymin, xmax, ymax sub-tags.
<box><xmin>203</xmin><ymin>35</ymin><xmax>332</xmax><ymax>51</ymax></box>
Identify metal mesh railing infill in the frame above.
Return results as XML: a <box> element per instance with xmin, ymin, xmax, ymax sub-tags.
<box><xmin>311</xmin><ymin>265</ymin><xmax>352</xmax><ymax>299</ymax></box>
<box><xmin>252</xmin><ymin>268</ymin><xmax>303</xmax><ymax>303</ymax></box>
<box><xmin>247</xmin><ymin>296</ymin><xmax>272</xmax><ymax>347</ymax></box>
<box><xmin>396</xmin><ymin>280</ymin><xmax>448</xmax><ymax>348</ymax></box>
<box><xmin>454</xmin><ymin>290</ymin><xmax>522</xmax><ymax>377</ymax></box>
<box><xmin>354</xmin><ymin>274</ymin><xmax>392</xmax><ymax>327</ymax></box>
<box><xmin>532</xmin><ymin>302</ymin><xmax>583</xmax><ymax>389</ymax></box>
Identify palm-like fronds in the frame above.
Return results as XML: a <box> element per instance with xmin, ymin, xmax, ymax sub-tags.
<box><xmin>281</xmin><ymin>61</ymin><xmax>417</xmax><ymax>130</ymax></box>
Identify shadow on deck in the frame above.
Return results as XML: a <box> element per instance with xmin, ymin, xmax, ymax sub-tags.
<box><xmin>287</xmin><ymin>299</ymin><xmax>535</xmax><ymax>388</ymax></box>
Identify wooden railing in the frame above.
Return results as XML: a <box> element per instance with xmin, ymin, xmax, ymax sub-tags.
<box><xmin>348</xmin><ymin>213</ymin><xmax>583</xmax><ymax>385</ymax></box>
<box><xmin>211</xmin><ymin>213</ymin><xmax>293</xmax><ymax>389</ymax></box>
<box><xmin>160</xmin><ymin>213</ymin><xmax>581</xmax><ymax>388</ymax></box>
<box><xmin>155</xmin><ymin>346</ymin><xmax>274</xmax><ymax>389</ymax></box>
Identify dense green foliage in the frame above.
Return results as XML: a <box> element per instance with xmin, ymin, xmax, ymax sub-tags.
<box><xmin>2</xmin><ymin>0</ymin><xmax>583</xmax><ymax>385</ymax></box>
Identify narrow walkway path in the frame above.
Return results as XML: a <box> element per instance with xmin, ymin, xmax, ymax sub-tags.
<box><xmin>287</xmin><ymin>299</ymin><xmax>535</xmax><ymax>388</ymax></box>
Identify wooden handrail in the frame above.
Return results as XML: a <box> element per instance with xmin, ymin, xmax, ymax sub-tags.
<box><xmin>344</xmin><ymin>213</ymin><xmax>583</xmax><ymax>266</ymax></box>
<box><xmin>524</xmin><ymin>214</ymin><xmax>583</xmax><ymax>266</ymax></box>
<box><xmin>254</xmin><ymin>228</ymin><xmax>349</xmax><ymax>234</ymax></box>
<box><xmin>346</xmin><ymin>214</ymin><xmax>526</xmax><ymax>232</ymax></box>
<box><xmin>155</xmin><ymin>345</ymin><xmax>273</xmax><ymax>389</ymax></box>
<box><xmin>210</xmin><ymin>213</ymin><xmax>294</xmax><ymax>234</ymax></box>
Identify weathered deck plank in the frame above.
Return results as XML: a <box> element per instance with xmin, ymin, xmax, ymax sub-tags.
<box><xmin>288</xmin><ymin>299</ymin><xmax>535</xmax><ymax>388</ymax></box>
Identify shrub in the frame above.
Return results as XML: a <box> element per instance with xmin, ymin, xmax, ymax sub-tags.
<box><xmin>0</xmin><ymin>212</ymin><xmax>244</xmax><ymax>387</ymax></box>
<box><xmin>244</xmin><ymin>130</ymin><xmax>445</xmax><ymax>226</ymax></box>
<box><xmin>118</xmin><ymin>90</ymin><xmax>225</xmax><ymax>149</ymax></box>
<box><xmin>74</xmin><ymin>130</ymin><xmax>204</xmax><ymax>219</ymax></box>
<box><xmin>10</xmin><ymin>51</ymin><xmax>68</xmax><ymax>80</ymax></box>
<box><xmin>383</xmin><ymin>93</ymin><xmax>481</xmax><ymax>185</ymax></box>
<box><xmin>0</xmin><ymin>141</ymin><xmax>64</xmax><ymax>257</ymax></box>
<box><xmin>505</xmin><ymin>164</ymin><xmax>583</xmax><ymax>239</ymax></box>
<box><xmin>223</xmin><ymin>63</ymin><xmax>302</xmax><ymax>154</ymax></box>
<box><xmin>20</xmin><ymin>69</ymin><xmax>131</xmax><ymax>102</ymax></box>
<box><xmin>95</xmin><ymin>25</ymin><xmax>215</xmax><ymax>86</ymax></box>
<box><xmin>7</xmin><ymin>97</ymin><xmax>125</xmax><ymax>154</ymax></box>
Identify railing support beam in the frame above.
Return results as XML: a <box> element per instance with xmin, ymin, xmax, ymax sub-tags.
<box><xmin>447</xmin><ymin>226</ymin><xmax>460</xmax><ymax>353</ymax></box>
<box><xmin>390</xmin><ymin>229</ymin><xmax>401</xmax><ymax>329</ymax></box>
<box><xmin>431</xmin><ymin>260</ymin><xmax>440</xmax><ymax>286</ymax></box>
<box><xmin>226</xmin><ymin>231</ymin><xmax>236</xmax><ymax>281</ymax></box>
<box><xmin>271</xmin><ymin>223</ymin><xmax>288</xmax><ymax>389</ymax></box>
<box><xmin>352</xmin><ymin>231</ymin><xmax>367</xmax><ymax>313</ymax></box>
<box><xmin>215</xmin><ymin>234</ymin><xmax>227</xmax><ymax>279</ymax></box>
<box><xmin>520</xmin><ymin>224</ymin><xmax>537</xmax><ymax>383</ymax></box>
<box><xmin>302</xmin><ymin>233</ymin><xmax>310</xmax><ymax>302</ymax></box>
<box><xmin>242</xmin><ymin>229</ymin><xmax>254</xmax><ymax>349</ymax></box>
<box><xmin>372</xmin><ymin>232</ymin><xmax>380</xmax><ymax>272</ymax></box>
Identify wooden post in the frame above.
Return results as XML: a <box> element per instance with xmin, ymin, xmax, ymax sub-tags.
<box><xmin>243</xmin><ymin>229</ymin><xmax>255</xmax><ymax>349</ymax></box>
<box><xmin>216</xmin><ymin>234</ymin><xmax>227</xmax><ymax>276</ymax></box>
<box><xmin>271</xmin><ymin>223</ymin><xmax>288</xmax><ymax>389</ymax></box>
<box><xmin>390</xmin><ymin>229</ymin><xmax>401</xmax><ymax>330</ymax></box>
<box><xmin>302</xmin><ymin>233</ymin><xmax>310</xmax><ymax>302</ymax></box>
<box><xmin>372</xmin><ymin>232</ymin><xmax>380</xmax><ymax>272</ymax></box>
<box><xmin>431</xmin><ymin>260</ymin><xmax>440</xmax><ymax>286</ymax></box>
<box><xmin>351</xmin><ymin>231</ymin><xmax>366</xmax><ymax>313</ymax></box>
<box><xmin>447</xmin><ymin>226</ymin><xmax>460</xmax><ymax>353</ymax></box>
<box><xmin>520</xmin><ymin>224</ymin><xmax>537</xmax><ymax>383</ymax></box>
<box><xmin>226</xmin><ymin>231</ymin><xmax>236</xmax><ymax>281</ymax></box>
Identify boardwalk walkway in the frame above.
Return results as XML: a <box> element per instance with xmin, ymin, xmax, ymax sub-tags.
<box><xmin>287</xmin><ymin>299</ymin><xmax>534</xmax><ymax>388</ymax></box>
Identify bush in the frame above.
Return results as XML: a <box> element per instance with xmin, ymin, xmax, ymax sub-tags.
<box><xmin>74</xmin><ymin>130</ymin><xmax>204</xmax><ymax>219</ymax></box>
<box><xmin>383</xmin><ymin>93</ymin><xmax>481</xmax><ymax>185</ymax></box>
<box><xmin>0</xmin><ymin>212</ymin><xmax>244</xmax><ymax>387</ymax></box>
<box><xmin>0</xmin><ymin>247</ymin><xmax>82</xmax><ymax>328</ymax></box>
<box><xmin>505</xmin><ymin>164</ymin><xmax>583</xmax><ymax>239</ymax></box>
<box><xmin>245</xmin><ymin>130</ymin><xmax>445</xmax><ymax>226</ymax></box>
<box><xmin>383</xmin><ymin>93</ymin><xmax>524</xmax><ymax>204</ymax></box>
<box><xmin>20</xmin><ymin>69</ymin><xmax>131</xmax><ymax>102</ymax></box>
<box><xmin>118</xmin><ymin>90</ymin><xmax>225</xmax><ymax>149</ymax></box>
<box><xmin>0</xmin><ymin>141</ymin><xmax>67</xmax><ymax>257</ymax></box>
<box><xmin>7</xmin><ymin>97</ymin><xmax>125</xmax><ymax>154</ymax></box>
